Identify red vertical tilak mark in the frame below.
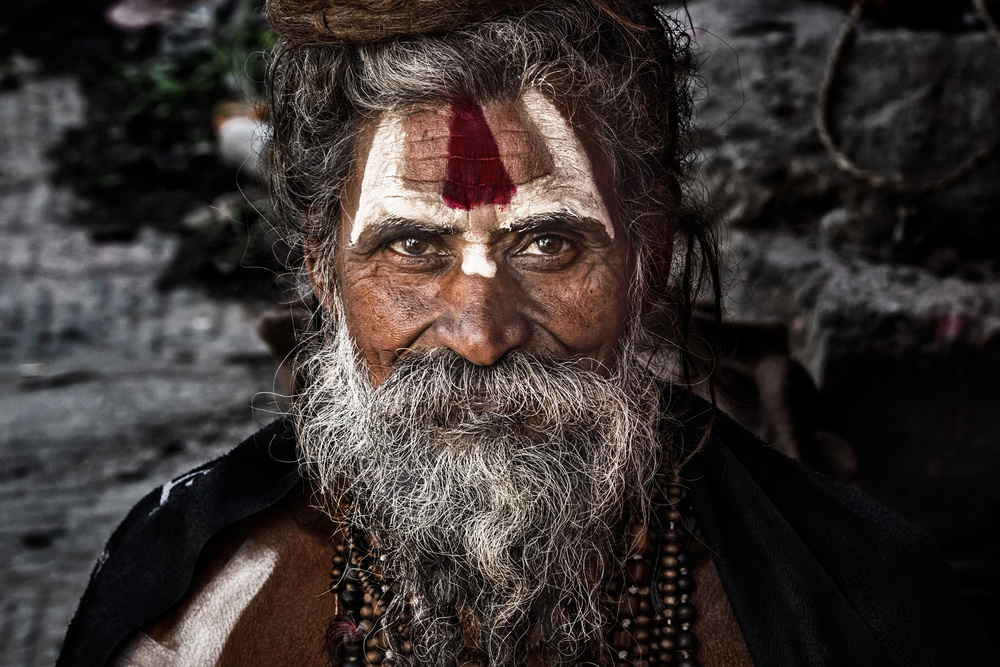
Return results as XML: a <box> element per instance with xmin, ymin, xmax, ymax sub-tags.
<box><xmin>441</xmin><ymin>97</ymin><xmax>516</xmax><ymax>210</ymax></box>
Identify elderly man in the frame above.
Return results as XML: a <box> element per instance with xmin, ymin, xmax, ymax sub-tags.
<box><xmin>59</xmin><ymin>1</ymin><xmax>994</xmax><ymax>665</ymax></box>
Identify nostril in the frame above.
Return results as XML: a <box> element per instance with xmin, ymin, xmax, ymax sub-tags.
<box><xmin>435</xmin><ymin>304</ymin><xmax>529</xmax><ymax>367</ymax></box>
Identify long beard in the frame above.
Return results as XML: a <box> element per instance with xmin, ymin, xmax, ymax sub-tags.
<box><xmin>295</xmin><ymin>317</ymin><xmax>665</xmax><ymax>666</ymax></box>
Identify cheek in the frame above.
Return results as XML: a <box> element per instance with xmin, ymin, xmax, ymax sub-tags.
<box><xmin>339</xmin><ymin>268</ymin><xmax>439</xmax><ymax>356</ymax></box>
<box><xmin>519</xmin><ymin>260</ymin><xmax>631</xmax><ymax>352</ymax></box>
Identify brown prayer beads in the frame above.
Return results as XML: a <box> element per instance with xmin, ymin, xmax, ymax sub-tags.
<box><xmin>607</xmin><ymin>474</ymin><xmax>699</xmax><ymax>666</ymax></box>
<box><xmin>327</xmin><ymin>473</ymin><xmax>700</xmax><ymax>666</ymax></box>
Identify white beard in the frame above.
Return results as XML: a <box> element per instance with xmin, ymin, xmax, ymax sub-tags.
<box><xmin>295</xmin><ymin>315</ymin><xmax>665</xmax><ymax>666</ymax></box>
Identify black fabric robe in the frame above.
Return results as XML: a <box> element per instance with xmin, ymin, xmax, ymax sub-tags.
<box><xmin>57</xmin><ymin>396</ymin><xmax>997</xmax><ymax>666</ymax></box>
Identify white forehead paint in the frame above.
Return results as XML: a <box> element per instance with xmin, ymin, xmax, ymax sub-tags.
<box><xmin>349</xmin><ymin>90</ymin><xmax>615</xmax><ymax>268</ymax></box>
<box><xmin>461</xmin><ymin>231</ymin><xmax>497</xmax><ymax>278</ymax></box>
<box><xmin>498</xmin><ymin>89</ymin><xmax>614</xmax><ymax>240</ymax></box>
<box><xmin>351</xmin><ymin>115</ymin><xmax>469</xmax><ymax>246</ymax></box>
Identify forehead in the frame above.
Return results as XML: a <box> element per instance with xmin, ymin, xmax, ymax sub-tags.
<box><xmin>401</xmin><ymin>96</ymin><xmax>553</xmax><ymax>204</ymax></box>
<box><xmin>345</xmin><ymin>89</ymin><xmax>616</xmax><ymax>242</ymax></box>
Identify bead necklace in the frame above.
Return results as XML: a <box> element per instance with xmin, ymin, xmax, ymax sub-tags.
<box><xmin>606</xmin><ymin>474</ymin><xmax>700</xmax><ymax>667</ymax></box>
<box><xmin>327</xmin><ymin>528</ymin><xmax>412</xmax><ymax>667</ymax></box>
<box><xmin>324</xmin><ymin>474</ymin><xmax>698</xmax><ymax>666</ymax></box>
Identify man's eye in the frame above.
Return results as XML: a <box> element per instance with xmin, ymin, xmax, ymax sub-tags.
<box><xmin>524</xmin><ymin>235</ymin><xmax>568</xmax><ymax>255</ymax></box>
<box><xmin>389</xmin><ymin>237</ymin><xmax>434</xmax><ymax>256</ymax></box>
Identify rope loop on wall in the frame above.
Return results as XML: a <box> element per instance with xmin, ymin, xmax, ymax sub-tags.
<box><xmin>815</xmin><ymin>0</ymin><xmax>1000</xmax><ymax>197</ymax></box>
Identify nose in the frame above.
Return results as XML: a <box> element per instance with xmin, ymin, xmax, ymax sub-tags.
<box><xmin>434</xmin><ymin>270</ymin><xmax>531</xmax><ymax>366</ymax></box>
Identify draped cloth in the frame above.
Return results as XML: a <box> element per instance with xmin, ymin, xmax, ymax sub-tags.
<box><xmin>58</xmin><ymin>387</ymin><xmax>998</xmax><ymax>666</ymax></box>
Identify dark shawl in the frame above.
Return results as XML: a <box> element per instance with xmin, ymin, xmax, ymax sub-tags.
<box><xmin>58</xmin><ymin>399</ymin><xmax>997</xmax><ymax>666</ymax></box>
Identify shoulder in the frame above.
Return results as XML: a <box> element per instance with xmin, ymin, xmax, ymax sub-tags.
<box><xmin>112</xmin><ymin>487</ymin><xmax>342</xmax><ymax>667</ymax></box>
<box><xmin>58</xmin><ymin>418</ymin><xmax>305</xmax><ymax>667</ymax></box>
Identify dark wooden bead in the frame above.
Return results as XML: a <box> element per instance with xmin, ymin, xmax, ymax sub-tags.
<box><xmin>676</xmin><ymin>630</ymin><xmax>699</xmax><ymax>651</ymax></box>
<box><xmin>366</xmin><ymin>650</ymin><xmax>384</xmax><ymax>663</ymax></box>
<box><xmin>662</xmin><ymin>568</ymin><xmax>679</xmax><ymax>580</ymax></box>
<box><xmin>663</xmin><ymin>623</ymin><xmax>678</xmax><ymax>636</ymax></box>
<box><xmin>627</xmin><ymin>560</ymin><xmax>651</xmax><ymax>584</ymax></box>
<box><xmin>661</xmin><ymin>606</ymin><xmax>676</xmax><ymax>621</ymax></box>
<box><xmin>662</xmin><ymin>595</ymin><xmax>679</xmax><ymax>607</ymax></box>
<box><xmin>663</xmin><ymin>529</ymin><xmax>681</xmax><ymax>543</ymax></box>
<box><xmin>676</xmin><ymin>574</ymin><xmax>695</xmax><ymax>595</ymax></box>
<box><xmin>675</xmin><ymin>550</ymin><xmax>690</xmax><ymax>568</ymax></box>
<box><xmin>639</xmin><ymin>599</ymin><xmax>652</xmax><ymax>613</ymax></box>
<box><xmin>664</xmin><ymin>543</ymin><xmax>681</xmax><ymax>555</ymax></box>
<box><xmin>660</xmin><ymin>582</ymin><xmax>678</xmax><ymax>595</ymax></box>
<box><xmin>635</xmin><ymin>614</ymin><xmax>651</xmax><ymax>628</ymax></box>
<box><xmin>677</xmin><ymin>602</ymin><xmax>697</xmax><ymax>623</ymax></box>
<box><xmin>634</xmin><ymin>628</ymin><xmax>650</xmax><ymax>642</ymax></box>
<box><xmin>661</xmin><ymin>555</ymin><xmax>679</xmax><ymax>569</ymax></box>
<box><xmin>341</xmin><ymin>586</ymin><xmax>365</xmax><ymax>608</ymax></box>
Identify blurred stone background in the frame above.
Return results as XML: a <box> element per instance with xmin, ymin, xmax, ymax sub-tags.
<box><xmin>0</xmin><ymin>0</ymin><xmax>997</xmax><ymax>664</ymax></box>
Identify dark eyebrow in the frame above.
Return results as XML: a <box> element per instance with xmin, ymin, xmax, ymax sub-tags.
<box><xmin>504</xmin><ymin>211</ymin><xmax>612</xmax><ymax>241</ymax></box>
<box><xmin>353</xmin><ymin>216</ymin><xmax>462</xmax><ymax>254</ymax></box>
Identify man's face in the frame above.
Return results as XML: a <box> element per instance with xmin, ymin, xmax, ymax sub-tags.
<box><xmin>319</xmin><ymin>89</ymin><xmax>633</xmax><ymax>384</ymax></box>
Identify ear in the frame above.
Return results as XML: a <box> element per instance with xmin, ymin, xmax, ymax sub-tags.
<box><xmin>304</xmin><ymin>236</ymin><xmax>337</xmax><ymax>315</ymax></box>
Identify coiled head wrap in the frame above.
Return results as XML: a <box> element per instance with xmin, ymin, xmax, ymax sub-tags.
<box><xmin>266</xmin><ymin>0</ymin><xmax>657</xmax><ymax>45</ymax></box>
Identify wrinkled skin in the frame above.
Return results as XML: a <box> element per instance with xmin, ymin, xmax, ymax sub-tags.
<box><xmin>309</xmin><ymin>91</ymin><xmax>635</xmax><ymax>385</ymax></box>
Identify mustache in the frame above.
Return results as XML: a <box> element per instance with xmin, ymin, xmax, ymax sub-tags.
<box><xmin>372</xmin><ymin>348</ymin><xmax>633</xmax><ymax>427</ymax></box>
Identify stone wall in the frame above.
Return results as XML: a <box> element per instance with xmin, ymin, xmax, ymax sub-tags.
<box><xmin>0</xmin><ymin>58</ymin><xmax>280</xmax><ymax>666</ymax></box>
<box><xmin>688</xmin><ymin>0</ymin><xmax>1000</xmax><ymax>632</ymax></box>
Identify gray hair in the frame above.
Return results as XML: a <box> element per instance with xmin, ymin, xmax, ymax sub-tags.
<box><xmin>266</xmin><ymin>0</ymin><xmax>717</xmax><ymax>357</ymax></box>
